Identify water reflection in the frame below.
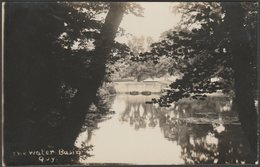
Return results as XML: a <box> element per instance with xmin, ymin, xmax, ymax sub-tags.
<box><xmin>75</xmin><ymin>94</ymin><xmax>254</xmax><ymax>164</ymax></box>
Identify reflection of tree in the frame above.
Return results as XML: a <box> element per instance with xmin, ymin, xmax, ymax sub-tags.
<box><xmin>177</xmin><ymin>124</ymin><xmax>253</xmax><ymax>164</ymax></box>
<box><xmin>216</xmin><ymin>125</ymin><xmax>253</xmax><ymax>164</ymax></box>
<box><xmin>120</xmin><ymin>99</ymin><xmax>163</xmax><ymax>130</ymax></box>
<box><xmin>120</xmin><ymin>96</ymin><xmax>235</xmax><ymax>130</ymax></box>
<box><xmin>179</xmin><ymin>124</ymin><xmax>216</xmax><ymax>164</ymax></box>
<box><xmin>73</xmin><ymin>93</ymin><xmax>116</xmax><ymax>163</ymax></box>
<box><xmin>76</xmin><ymin>94</ymin><xmax>116</xmax><ymax>144</ymax></box>
<box><xmin>119</xmin><ymin>95</ymin><xmax>253</xmax><ymax>164</ymax></box>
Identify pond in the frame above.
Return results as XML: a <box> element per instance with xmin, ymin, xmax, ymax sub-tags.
<box><xmin>75</xmin><ymin>94</ymin><xmax>253</xmax><ymax>165</ymax></box>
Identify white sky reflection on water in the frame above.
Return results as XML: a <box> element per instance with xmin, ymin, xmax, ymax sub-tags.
<box><xmin>76</xmin><ymin>95</ymin><xmax>184</xmax><ymax>164</ymax></box>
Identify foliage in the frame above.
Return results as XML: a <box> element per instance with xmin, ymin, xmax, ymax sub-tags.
<box><xmin>113</xmin><ymin>36</ymin><xmax>175</xmax><ymax>81</ymax></box>
<box><xmin>137</xmin><ymin>2</ymin><xmax>258</xmax><ymax>106</ymax></box>
<box><xmin>4</xmin><ymin>2</ymin><xmax>142</xmax><ymax>165</ymax></box>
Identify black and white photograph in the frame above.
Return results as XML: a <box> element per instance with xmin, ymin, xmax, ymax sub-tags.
<box><xmin>1</xmin><ymin>1</ymin><xmax>259</xmax><ymax>166</ymax></box>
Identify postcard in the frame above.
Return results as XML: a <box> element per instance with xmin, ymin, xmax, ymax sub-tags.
<box><xmin>1</xmin><ymin>1</ymin><xmax>259</xmax><ymax>166</ymax></box>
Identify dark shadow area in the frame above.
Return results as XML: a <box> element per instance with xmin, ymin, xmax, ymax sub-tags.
<box><xmin>4</xmin><ymin>2</ymin><xmax>124</xmax><ymax>165</ymax></box>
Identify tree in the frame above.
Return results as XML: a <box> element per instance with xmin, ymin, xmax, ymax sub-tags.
<box><xmin>113</xmin><ymin>36</ymin><xmax>174</xmax><ymax>81</ymax></box>
<box><xmin>140</xmin><ymin>2</ymin><xmax>257</xmax><ymax>162</ymax></box>
<box><xmin>222</xmin><ymin>2</ymin><xmax>257</xmax><ymax>161</ymax></box>
<box><xmin>60</xmin><ymin>2</ymin><xmax>127</xmax><ymax>147</ymax></box>
<box><xmin>4</xmin><ymin>2</ymin><xmax>134</xmax><ymax>165</ymax></box>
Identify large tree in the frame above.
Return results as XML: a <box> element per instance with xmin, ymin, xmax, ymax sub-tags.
<box><xmin>4</xmin><ymin>2</ymin><xmax>134</xmax><ymax>165</ymax></box>
<box><xmin>60</xmin><ymin>2</ymin><xmax>127</xmax><ymax>146</ymax></box>
<box><xmin>140</xmin><ymin>2</ymin><xmax>257</xmax><ymax>162</ymax></box>
<box><xmin>222</xmin><ymin>2</ymin><xmax>257</xmax><ymax>161</ymax></box>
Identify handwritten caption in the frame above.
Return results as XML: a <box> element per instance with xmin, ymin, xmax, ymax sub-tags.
<box><xmin>12</xmin><ymin>148</ymin><xmax>82</xmax><ymax>163</ymax></box>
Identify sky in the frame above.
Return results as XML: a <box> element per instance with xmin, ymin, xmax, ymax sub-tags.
<box><xmin>116</xmin><ymin>2</ymin><xmax>181</xmax><ymax>43</ymax></box>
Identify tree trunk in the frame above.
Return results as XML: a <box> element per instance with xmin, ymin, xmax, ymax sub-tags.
<box><xmin>57</xmin><ymin>3</ymin><xmax>126</xmax><ymax>146</ymax></box>
<box><xmin>4</xmin><ymin>2</ymin><xmax>126</xmax><ymax>165</ymax></box>
<box><xmin>223</xmin><ymin>3</ymin><xmax>257</xmax><ymax>163</ymax></box>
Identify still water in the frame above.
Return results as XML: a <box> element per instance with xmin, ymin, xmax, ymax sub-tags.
<box><xmin>75</xmin><ymin>94</ymin><xmax>252</xmax><ymax>165</ymax></box>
